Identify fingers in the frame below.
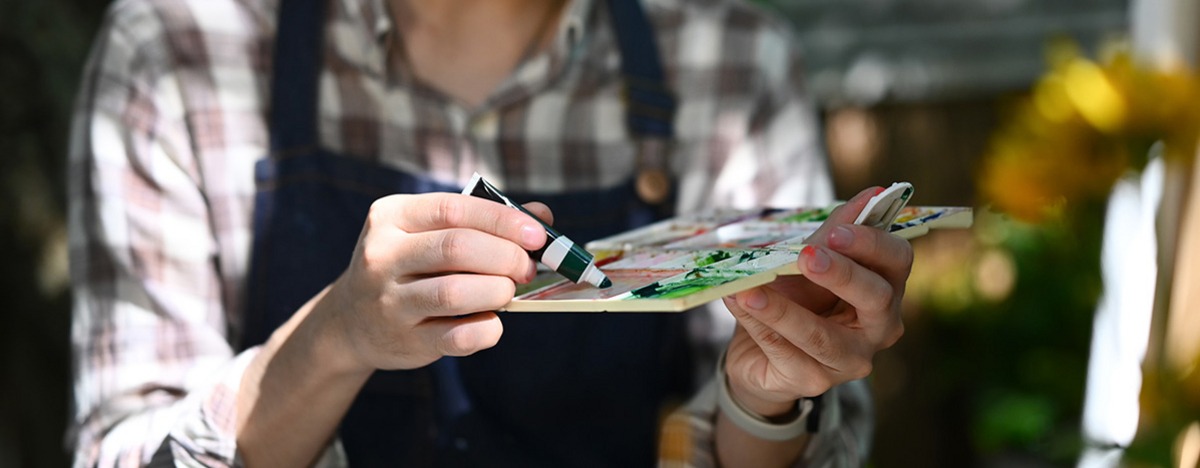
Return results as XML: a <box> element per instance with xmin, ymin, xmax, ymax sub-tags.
<box><xmin>398</xmin><ymin>229</ymin><xmax>536</xmax><ymax>282</ymax></box>
<box><xmin>824</xmin><ymin>223</ymin><xmax>914</xmax><ymax>289</ymax></box>
<box><xmin>723</xmin><ymin>288</ymin><xmax>874</xmax><ymax>383</ymax></box>
<box><xmin>401</xmin><ymin>274</ymin><xmax>517</xmax><ymax>317</ymax></box>
<box><xmin>369</xmin><ymin>193</ymin><xmax>546</xmax><ymax>250</ymax></box>
<box><xmin>338</xmin><ymin>194</ymin><xmax>557</xmax><ymax>371</ymax></box>
<box><xmin>522</xmin><ymin>202</ymin><xmax>554</xmax><ymax>226</ymax></box>
<box><xmin>724</xmin><ymin>287</ymin><xmax>863</xmax><ymax>371</ymax></box>
<box><xmin>798</xmin><ymin>245</ymin><xmax>903</xmax><ymax>346</ymax></box>
<box><xmin>837</xmin><ymin>186</ymin><xmax>886</xmax><ymax>222</ymax></box>
<box><xmin>764</xmin><ymin>274</ymin><xmax>838</xmax><ymax>314</ymax></box>
<box><xmin>725</xmin><ymin>326</ymin><xmax>834</xmax><ymax>398</ymax></box>
<box><xmin>416</xmin><ymin>312</ymin><xmax>504</xmax><ymax>357</ymax></box>
<box><xmin>805</xmin><ymin>187</ymin><xmax>884</xmax><ymax>247</ymax></box>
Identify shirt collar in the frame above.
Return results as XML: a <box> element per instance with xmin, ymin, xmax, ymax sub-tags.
<box><xmin>354</xmin><ymin>0</ymin><xmax>595</xmax><ymax>52</ymax></box>
<box><xmin>557</xmin><ymin>0</ymin><xmax>594</xmax><ymax>52</ymax></box>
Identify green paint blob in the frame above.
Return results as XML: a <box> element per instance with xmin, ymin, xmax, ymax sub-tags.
<box><xmin>780</xmin><ymin>207</ymin><xmax>835</xmax><ymax>223</ymax></box>
<box><xmin>629</xmin><ymin>268</ymin><xmax>756</xmax><ymax>299</ymax></box>
<box><xmin>694</xmin><ymin>250</ymin><xmax>732</xmax><ymax>267</ymax></box>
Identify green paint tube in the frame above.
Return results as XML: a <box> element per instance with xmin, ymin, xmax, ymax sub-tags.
<box><xmin>462</xmin><ymin>173</ymin><xmax>612</xmax><ymax>289</ymax></box>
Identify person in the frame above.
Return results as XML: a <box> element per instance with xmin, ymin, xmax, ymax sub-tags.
<box><xmin>67</xmin><ymin>0</ymin><xmax>912</xmax><ymax>466</ymax></box>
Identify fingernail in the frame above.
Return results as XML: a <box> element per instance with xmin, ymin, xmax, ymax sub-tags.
<box><xmin>873</xmin><ymin>187</ymin><xmax>886</xmax><ymax>196</ymax></box>
<box><xmin>722</xmin><ymin>295</ymin><xmax>738</xmax><ymax>309</ymax></box>
<box><xmin>802</xmin><ymin>245</ymin><xmax>830</xmax><ymax>273</ymax></box>
<box><xmin>522</xmin><ymin>224</ymin><xmax>544</xmax><ymax>248</ymax></box>
<box><xmin>742</xmin><ymin>288</ymin><xmax>768</xmax><ymax>310</ymax></box>
<box><xmin>828</xmin><ymin>226</ymin><xmax>854</xmax><ymax>250</ymax></box>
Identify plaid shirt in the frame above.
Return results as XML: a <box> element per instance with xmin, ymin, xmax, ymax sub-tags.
<box><xmin>68</xmin><ymin>0</ymin><xmax>870</xmax><ymax>465</ymax></box>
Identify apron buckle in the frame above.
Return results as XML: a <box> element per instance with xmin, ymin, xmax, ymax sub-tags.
<box><xmin>635</xmin><ymin>138</ymin><xmax>673</xmax><ymax>206</ymax></box>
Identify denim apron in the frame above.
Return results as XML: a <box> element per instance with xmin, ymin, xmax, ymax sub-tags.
<box><xmin>240</xmin><ymin>0</ymin><xmax>691</xmax><ymax>466</ymax></box>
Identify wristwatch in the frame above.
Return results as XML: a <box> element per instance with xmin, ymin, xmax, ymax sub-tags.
<box><xmin>715</xmin><ymin>351</ymin><xmax>819</xmax><ymax>441</ymax></box>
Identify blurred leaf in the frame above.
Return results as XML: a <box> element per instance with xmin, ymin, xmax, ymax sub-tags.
<box><xmin>975</xmin><ymin>393</ymin><xmax>1056</xmax><ymax>452</ymax></box>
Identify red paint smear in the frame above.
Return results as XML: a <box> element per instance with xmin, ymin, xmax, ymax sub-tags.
<box><xmin>520</xmin><ymin>269</ymin><xmax>687</xmax><ymax>301</ymax></box>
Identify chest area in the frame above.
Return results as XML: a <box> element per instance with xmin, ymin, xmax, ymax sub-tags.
<box><xmin>316</xmin><ymin>24</ymin><xmax>762</xmax><ymax>194</ymax></box>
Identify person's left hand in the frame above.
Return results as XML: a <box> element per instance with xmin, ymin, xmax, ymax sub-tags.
<box><xmin>721</xmin><ymin>187</ymin><xmax>913</xmax><ymax>418</ymax></box>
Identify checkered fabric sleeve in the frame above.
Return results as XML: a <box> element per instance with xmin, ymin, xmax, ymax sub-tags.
<box><xmin>67</xmin><ymin>1</ymin><xmax>342</xmax><ymax>466</ymax></box>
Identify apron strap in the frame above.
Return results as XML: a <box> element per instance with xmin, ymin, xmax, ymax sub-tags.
<box><xmin>606</xmin><ymin>0</ymin><xmax>676</xmax><ymax>139</ymax></box>
<box><xmin>269</xmin><ymin>0</ymin><xmax>326</xmax><ymax>152</ymax></box>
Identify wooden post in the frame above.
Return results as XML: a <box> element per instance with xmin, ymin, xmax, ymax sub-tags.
<box><xmin>1131</xmin><ymin>0</ymin><xmax>1200</xmax><ymax>465</ymax></box>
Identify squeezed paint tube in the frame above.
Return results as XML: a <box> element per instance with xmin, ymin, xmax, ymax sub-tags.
<box><xmin>462</xmin><ymin>173</ymin><xmax>612</xmax><ymax>289</ymax></box>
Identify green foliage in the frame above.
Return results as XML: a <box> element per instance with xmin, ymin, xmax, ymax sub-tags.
<box><xmin>975</xmin><ymin>392</ymin><xmax>1056</xmax><ymax>452</ymax></box>
<box><xmin>929</xmin><ymin>206</ymin><xmax>1105</xmax><ymax>464</ymax></box>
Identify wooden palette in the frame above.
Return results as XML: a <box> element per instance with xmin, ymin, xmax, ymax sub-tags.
<box><xmin>501</xmin><ymin>205</ymin><xmax>973</xmax><ymax>312</ymax></box>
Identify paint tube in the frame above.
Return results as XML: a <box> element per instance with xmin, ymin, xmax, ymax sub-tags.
<box><xmin>462</xmin><ymin>173</ymin><xmax>612</xmax><ymax>289</ymax></box>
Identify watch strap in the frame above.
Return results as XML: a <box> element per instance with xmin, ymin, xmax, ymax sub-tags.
<box><xmin>715</xmin><ymin>351</ymin><xmax>814</xmax><ymax>441</ymax></box>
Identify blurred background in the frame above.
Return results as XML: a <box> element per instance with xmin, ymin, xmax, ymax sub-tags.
<box><xmin>2</xmin><ymin>0</ymin><xmax>1196</xmax><ymax>466</ymax></box>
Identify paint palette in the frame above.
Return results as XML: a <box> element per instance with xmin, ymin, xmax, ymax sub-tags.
<box><xmin>503</xmin><ymin>204</ymin><xmax>973</xmax><ymax>312</ymax></box>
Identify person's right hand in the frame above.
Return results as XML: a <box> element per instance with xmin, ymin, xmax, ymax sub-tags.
<box><xmin>314</xmin><ymin>193</ymin><xmax>551</xmax><ymax>373</ymax></box>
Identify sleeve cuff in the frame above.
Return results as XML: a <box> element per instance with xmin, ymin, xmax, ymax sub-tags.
<box><xmin>659</xmin><ymin>375</ymin><xmax>870</xmax><ymax>468</ymax></box>
<box><xmin>161</xmin><ymin>347</ymin><xmax>347</xmax><ymax>468</ymax></box>
<box><xmin>157</xmin><ymin>347</ymin><xmax>258</xmax><ymax>467</ymax></box>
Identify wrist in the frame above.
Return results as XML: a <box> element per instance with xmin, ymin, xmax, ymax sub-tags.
<box><xmin>728</xmin><ymin>383</ymin><xmax>797</xmax><ymax>421</ymax></box>
<box><xmin>715</xmin><ymin>351</ymin><xmax>814</xmax><ymax>442</ymax></box>
<box><xmin>237</xmin><ymin>284</ymin><xmax>372</xmax><ymax>441</ymax></box>
<box><xmin>281</xmin><ymin>284</ymin><xmax>374</xmax><ymax>380</ymax></box>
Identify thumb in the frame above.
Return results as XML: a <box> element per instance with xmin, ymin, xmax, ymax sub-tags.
<box><xmin>806</xmin><ymin>186</ymin><xmax>884</xmax><ymax>247</ymax></box>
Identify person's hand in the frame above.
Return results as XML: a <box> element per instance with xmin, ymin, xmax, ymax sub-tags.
<box><xmin>313</xmin><ymin>193</ymin><xmax>551</xmax><ymax>373</ymax></box>
<box><xmin>721</xmin><ymin>187</ymin><xmax>913</xmax><ymax>417</ymax></box>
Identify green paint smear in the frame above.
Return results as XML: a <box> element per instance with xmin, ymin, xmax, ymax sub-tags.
<box><xmin>629</xmin><ymin>268</ymin><xmax>756</xmax><ymax>299</ymax></box>
<box><xmin>694</xmin><ymin>251</ymin><xmax>732</xmax><ymax>267</ymax></box>
<box><xmin>780</xmin><ymin>207</ymin><xmax>835</xmax><ymax>223</ymax></box>
<box><xmin>738</xmin><ymin>251</ymin><xmax>764</xmax><ymax>262</ymax></box>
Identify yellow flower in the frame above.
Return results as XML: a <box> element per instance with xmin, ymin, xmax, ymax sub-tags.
<box><xmin>980</xmin><ymin>40</ymin><xmax>1200</xmax><ymax>223</ymax></box>
<box><xmin>1063</xmin><ymin>59</ymin><xmax>1128</xmax><ymax>133</ymax></box>
<box><xmin>1033</xmin><ymin>75</ymin><xmax>1076</xmax><ymax>124</ymax></box>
